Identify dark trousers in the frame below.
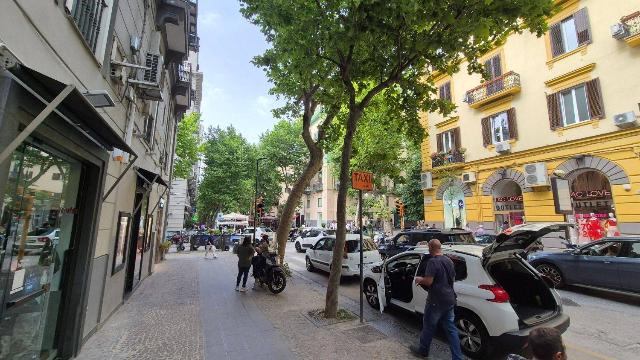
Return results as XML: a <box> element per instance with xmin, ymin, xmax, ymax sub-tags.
<box><xmin>419</xmin><ymin>303</ymin><xmax>463</xmax><ymax>360</ymax></box>
<box><xmin>236</xmin><ymin>265</ymin><xmax>250</xmax><ymax>287</ymax></box>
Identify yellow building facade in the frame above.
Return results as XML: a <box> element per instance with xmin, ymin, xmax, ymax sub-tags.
<box><xmin>421</xmin><ymin>0</ymin><xmax>640</xmax><ymax>240</ymax></box>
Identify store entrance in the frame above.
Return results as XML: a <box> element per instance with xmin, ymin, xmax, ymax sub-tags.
<box><xmin>442</xmin><ymin>186</ymin><xmax>466</xmax><ymax>229</ymax></box>
<box><xmin>124</xmin><ymin>178</ymin><xmax>150</xmax><ymax>294</ymax></box>
<box><xmin>0</xmin><ymin>144</ymin><xmax>81</xmax><ymax>360</ymax></box>
<box><xmin>492</xmin><ymin>180</ymin><xmax>524</xmax><ymax>231</ymax></box>
<box><xmin>569</xmin><ymin>171</ymin><xmax>615</xmax><ymax>243</ymax></box>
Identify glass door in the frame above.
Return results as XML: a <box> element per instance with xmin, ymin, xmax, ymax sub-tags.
<box><xmin>0</xmin><ymin>144</ymin><xmax>81</xmax><ymax>360</ymax></box>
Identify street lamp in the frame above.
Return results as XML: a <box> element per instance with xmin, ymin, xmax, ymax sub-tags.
<box><xmin>254</xmin><ymin>157</ymin><xmax>267</xmax><ymax>243</ymax></box>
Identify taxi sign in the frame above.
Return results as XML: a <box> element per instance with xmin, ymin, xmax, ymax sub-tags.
<box><xmin>351</xmin><ymin>171</ymin><xmax>373</xmax><ymax>191</ymax></box>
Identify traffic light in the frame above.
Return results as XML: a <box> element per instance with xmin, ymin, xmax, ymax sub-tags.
<box><xmin>395</xmin><ymin>199</ymin><xmax>405</xmax><ymax>217</ymax></box>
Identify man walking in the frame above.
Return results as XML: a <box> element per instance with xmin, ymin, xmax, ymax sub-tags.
<box><xmin>410</xmin><ymin>239</ymin><xmax>463</xmax><ymax>360</ymax></box>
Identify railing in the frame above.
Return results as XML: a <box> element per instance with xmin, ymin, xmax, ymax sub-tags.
<box><xmin>431</xmin><ymin>150</ymin><xmax>465</xmax><ymax>168</ymax></box>
<box><xmin>312</xmin><ymin>182</ymin><xmax>323</xmax><ymax>192</ymax></box>
<box><xmin>178</xmin><ymin>63</ymin><xmax>190</xmax><ymax>83</ymax></box>
<box><xmin>464</xmin><ymin>71</ymin><xmax>520</xmax><ymax>107</ymax></box>
<box><xmin>71</xmin><ymin>0</ymin><xmax>107</xmax><ymax>53</ymax></box>
<box><xmin>622</xmin><ymin>11</ymin><xmax>640</xmax><ymax>37</ymax></box>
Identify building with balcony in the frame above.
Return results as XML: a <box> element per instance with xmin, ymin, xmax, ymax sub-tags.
<box><xmin>0</xmin><ymin>0</ymin><xmax>198</xmax><ymax>357</ymax></box>
<box><xmin>420</xmin><ymin>0</ymin><xmax>640</xmax><ymax>240</ymax></box>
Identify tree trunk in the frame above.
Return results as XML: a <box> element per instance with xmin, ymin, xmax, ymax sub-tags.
<box><xmin>325</xmin><ymin>108</ymin><xmax>361</xmax><ymax>318</ymax></box>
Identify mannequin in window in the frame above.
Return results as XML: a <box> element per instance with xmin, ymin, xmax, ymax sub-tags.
<box><xmin>586</xmin><ymin>213</ymin><xmax>604</xmax><ymax>241</ymax></box>
<box><xmin>605</xmin><ymin>213</ymin><xmax>620</xmax><ymax>237</ymax></box>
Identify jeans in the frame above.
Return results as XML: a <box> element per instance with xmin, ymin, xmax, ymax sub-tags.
<box><xmin>419</xmin><ymin>303</ymin><xmax>463</xmax><ymax>360</ymax></box>
<box><xmin>236</xmin><ymin>265</ymin><xmax>250</xmax><ymax>287</ymax></box>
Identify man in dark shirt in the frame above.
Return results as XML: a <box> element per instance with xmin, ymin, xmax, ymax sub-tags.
<box><xmin>410</xmin><ymin>239</ymin><xmax>463</xmax><ymax>360</ymax></box>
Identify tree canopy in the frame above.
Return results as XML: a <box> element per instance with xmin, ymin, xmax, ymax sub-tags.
<box><xmin>258</xmin><ymin>119</ymin><xmax>309</xmax><ymax>191</ymax></box>
<box><xmin>173</xmin><ymin>112</ymin><xmax>201</xmax><ymax>179</ymax></box>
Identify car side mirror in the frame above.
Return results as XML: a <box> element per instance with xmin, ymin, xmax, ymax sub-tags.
<box><xmin>371</xmin><ymin>265</ymin><xmax>382</xmax><ymax>273</ymax></box>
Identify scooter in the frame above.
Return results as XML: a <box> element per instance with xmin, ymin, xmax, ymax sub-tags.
<box><xmin>254</xmin><ymin>252</ymin><xmax>287</xmax><ymax>294</ymax></box>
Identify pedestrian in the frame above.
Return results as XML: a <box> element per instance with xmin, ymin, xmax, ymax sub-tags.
<box><xmin>235</xmin><ymin>236</ymin><xmax>254</xmax><ymax>292</ymax></box>
<box><xmin>474</xmin><ymin>224</ymin><xmax>485</xmax><ymax>237</ymax></box>
<box><xmin>410</xmin><ymin>239</ymin><xmax>463</xmax><ymax>360</ymax></box>
<box><xmin>204</xmin><ymin>239</ymin><xmax>217</xmax><ymax>259</ymax></box>
<box><xmin>507</xmin><ymin>327</ymin><xmax>567</xmax><ymax>360</ymax></box>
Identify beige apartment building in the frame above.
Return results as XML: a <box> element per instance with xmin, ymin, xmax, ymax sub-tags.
<box><xmin>420</xmin><ymin>0</ymin><xmax>640</xmax><ymax>241</ymax></box>
<box><xmin>0</xmin><ymin>0</ymin><xmax>198</xmax><ymax>358</ymax></box>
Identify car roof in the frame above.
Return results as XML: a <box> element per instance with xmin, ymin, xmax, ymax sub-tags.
<box><xmin>323</xmin><ymin>234</ymin><xmax>372</xmax><ymax>240</ymax></box>
<box><xmin>401</xmin><ymin>229</ymin><xmax>472</xmax><ymax>235</ymax></box>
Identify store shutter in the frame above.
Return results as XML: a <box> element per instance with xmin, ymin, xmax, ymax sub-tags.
<box><xmin>453</xmin><ymin>127</ymin><xmax>461</xmax><ymax>150</ymax></box>
<box><xmin>586</xmin><ymin>78</ymin><xmax>605</xmax><ymax>119</ymax></box>
<box><xmin>574</xmin><ymin>8</ymin><xmax>591</xmax><ymax>45</ymax></box>
<box><xmin>436</xmin><ymin>133</ymin><xmax>443</xmax><ymax>152</ymax></box>
<box><xmin>481</xmin><ymin>117</ymin><xmax>491</xmax><ymax>147</ymax></box>
<box><xmin>549</xmin><ymin>23</ymin><xmax>564</xmax><ymax>57</ymax></box>
<box><xmin>546</xmin><ymin>93</ymin><xmax>562</xmax><ymax>130</ymax></box>
<box><xmin>507</xmin><ymin>108</ymin><xmax>518</xmax><ymax>140</ymax></box>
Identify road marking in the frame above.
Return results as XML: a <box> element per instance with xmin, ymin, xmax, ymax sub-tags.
<box><xmin>566</xmin><ymin>343</ymin><xmax>616</xmax><ymax>360</ymax></box>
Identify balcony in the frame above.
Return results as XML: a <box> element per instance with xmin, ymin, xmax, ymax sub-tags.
<box><xmin>618</xmin><ymin>11</ymin><xmax>640</xmax><ymax>47</ymax></box>
<box><xmin>156</xmin><ymin>0</ymin><xmax>190</xmax><ymax>64</ymax></box>
<box><xmin>311</xmin><ymin>182</ymin><xmax>323</xmax><ymax>192</ymax></box>
<box><xmin>170</xmin><ymin>62</ymin><xmax>191</xmax><ymax>96</ymax></box>
<box><xmin>464</xmin><ymin>71</ymin><xmax>521</xmax><ymax>109</ymax></box>
<box><xmin>431</xmin><ymin>149</ymin><xmax>465</xmax><ymax>168</ymax></box>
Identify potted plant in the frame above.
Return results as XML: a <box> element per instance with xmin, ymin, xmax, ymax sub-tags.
<box><xmin>159</xmin><ymin>240</ymin><xmax>172</xmax><ymax>260</ymax></box>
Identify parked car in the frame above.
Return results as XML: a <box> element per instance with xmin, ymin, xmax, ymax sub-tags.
<box><xmin>528</xmin><ymin>237</ymin><xmax>640</xmax><ymax>293</ymax></box>
<box><xmin>241</xmin><ymin>227</ymin><xmax>275</xmax><ymax>242</ymax></box>
<box><xmin>305</xmin><ymin>234</ymin><xmax>381</xmax><ymax>277</ymax></box>
<box><xmin>378</xmin><ymin>229</ymin><xmax>475</xmax><ymax>259</ymax></box>
<box><xmin>294</xmin><ymin>228</ymin><xmax>335</xmax><ymax>252</ymax></box>
<box><xmin>362</xmin><ymin>223</ymin><xmax>571</xmax><ymax>358</ymax></box>
<box><xmin>474</xmin><ymin>233</ymin><xmax>496</xmax><ymax>245</ymax></box>
<box><xmin>189</xmin><ymin>233</ymin><xmax>230</xmax><ymax>251</ymax></box>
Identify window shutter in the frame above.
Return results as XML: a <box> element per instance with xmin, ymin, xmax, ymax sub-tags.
<box><xmin>586</xmin><ymin>78</ymin><xmax>605</xmax><ymax>119</ymax></box>
<box><xmin>445</xmin><ymin>82</ymin><xmax>452</xmax><ymax>101</ymax></box>
<box><xmin>436</xmin><ymin>133</ymin><xmax>443</xmax><ymax>152</ymax></box>
<box><xmin>481</xmin><ymin>117</ymin><xmax>491</xmax><ymax>147</ymax></box>
<box><xmin>452</xmin><ymin>127</ymin><xmax>461</xmax><ymax>150</ymax></box>
<box><xmin>484</xmin><ymin>59</ymin><xmax>492</xmax><ymax>79</ymax></box>
<box><xmin>492</xmin><ymin>55</ymin><xmax>502</xmax><ymax>78</ymax></box>
<box><xmin>574</xmin><ymin>8</ymin><xmax>591</xmax><ymax>45</ymax></box>
<box><xmin>546</xmin><ymin>93</ymin><xmax>562</xmax><ymax>130</ymax></box>
<box><xmin>549</xmin><ymin>23</ymin><xmax>564</xmax><ymax>57</ymax></box>
<box><xmin>507</xmin><ymin>108</ymin><xmax>518</xmax><ymax>140</ymax></box>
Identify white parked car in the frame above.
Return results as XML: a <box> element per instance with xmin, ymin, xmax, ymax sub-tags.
<box><xmin>305</xmin><ymin>234</ymin><xmax>381</xmax><ymax>277</ymax></box>
<box><xmin>242</xmin><ymin>227</ymin><xmax>275</xmax><ymax>241</ymax></box>
<box><xmin>294</xmin><ymin>228</ymin><xmax>335</xmax><ymax>252</ymax></box>
<box><xmin>362</xmin><ymin>223</ymin><xmax>571</xmax><ymax>358</ymax></box>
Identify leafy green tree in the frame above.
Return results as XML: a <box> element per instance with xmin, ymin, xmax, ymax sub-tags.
<box><xmin>242</xmin><ymin>0</ymin><xmax>554</xmax><ymax>317</ymax></box>
<box><xmin>398</xmin><ymin>151</ymin><xmax>425</xmax><ymax>222</ymax></box>
<box><xmin>173</xmin><ymin>112</ymin><xmax>201</xmax><ymax>179</ymax></box>
<box><xmin>258</xmin><ymin>119</ymin><xmax>308</xmax><ymax>192</ymax></box>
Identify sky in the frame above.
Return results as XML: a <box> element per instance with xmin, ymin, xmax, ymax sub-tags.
<box><xmin>197</xmin><ymin>1</ymin><xmax>281</xmax><ymax>143</ymax></box>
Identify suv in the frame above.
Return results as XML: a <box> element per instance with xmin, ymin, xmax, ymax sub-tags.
<box><xmin>294</xmin><ymin>228</ymin><xmax>335</xmax><ymax>252</ymax></box>
<box><xmin>305</xmin><ymin>235</ymin><xmax>381</xmax><ymax>277</ymax></box>
<box><xmin>362</xmin><ymin>223</ymin><xmax>571</xmax><ymax>358</ymax></box>
<box><xmin>378</xmin><ymin>229</ymin><xmax>475</xmax><ymax>259</ymax></box>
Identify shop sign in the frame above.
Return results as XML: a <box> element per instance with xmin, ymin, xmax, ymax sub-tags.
<box><xmin>494</xmin><ymin>194</ymin><xmax>524</xmax><ymax>211</ymax></box>
<box><xmin>572</xmin><ymin>200</ymin><xmax>613</xmax><ymax>209</ymax></box>
<box><xmin>494</xmin><ymin>195</ymin><xmax>523</xmax><ymax>203</ymax></box>
<box><xmin>495</xmin><ymin>203</ymin><xmax>524</xmax><ymax>211</ymax></box>
<box><xmin>570</xmin><ymin>189</ymin><xmax>611</xmax><ymax>200</ymax></box>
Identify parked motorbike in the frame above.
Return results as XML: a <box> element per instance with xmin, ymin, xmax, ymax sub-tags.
<box><xmin>254</xmin><ymin>252</ymin><xmax>287</xmax><ymax>294</ymax></box>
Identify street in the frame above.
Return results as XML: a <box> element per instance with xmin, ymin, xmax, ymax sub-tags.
<box><xmin>283</xmin><ymin>242</ymin><xmax>640</xmax><ymax>360</ymax></box>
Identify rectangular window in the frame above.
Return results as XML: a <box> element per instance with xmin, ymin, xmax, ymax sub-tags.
<box><xmin>306</xmin><ymin>199</ymin><xmax>311</xmax><ymax>208</ymax></box>
<box><xmin>69</xmin><ymin>0</ymin><xmax>109</xmax><ymax>54</ymax></box>
<box><xmin>550</xmin><ymin>8</ymin><xmax>591</xmax><ymax>58</ymax></box>
<box><xmin>560</xmin><ymin>85</ymin><xmax>590</xmax><ymax>126</ymax></box>
<box><xmin>561</xmin><ymin>17</ymin><xmax>579</xmax><ymax>53</ymax></box>
<box><xmin>144</xmin><ymin>115</ymin><xmax>155</xmax><ymax>146</ymax></box>
<box><xmin>441</xmin><ymin>131</ymin><xmax>454</xmax><ymax>153</ymax></box>
<box><xmin>490</xmin><ymin>112</ymin><xmax>509</xmax><ymax>144</ymax></box>
<box><xmin>317</xmin><ymin>198</ymin><xmax>323</xmax><ymax>207</ymax></box>
<box><xmin>439</xmin><ymin>82</ymin><xmax>452</xmax><ymax>101</ymax></box>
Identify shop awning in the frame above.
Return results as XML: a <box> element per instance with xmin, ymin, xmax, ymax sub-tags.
<box><xmin>7</xmin><ymin>64</ymin><xmax>136</xmax><ymax>155</ymax></box>
<box><xmin>135</xmin><ymin>167</ymin><xmax>169</xmax><ymax>187</ymax></box>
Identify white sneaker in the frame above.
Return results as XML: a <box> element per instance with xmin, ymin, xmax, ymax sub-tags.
<box><xmin>240</xmin><ymin>287</ymin><xmax>248</xmax><ymax>292</ymax></box>
<box><xmin>235</xmin><ymin>286</ymin><xmax>240</xmax><ymax>291</ymax></box>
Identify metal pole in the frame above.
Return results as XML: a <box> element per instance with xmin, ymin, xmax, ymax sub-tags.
<box><xmin>253</xmin><ymin>159</ymin><xmax>259</xmax><ymax>244</ymax></box>
<box><xmin>359</xmin><ymin>189</ymin><xmax>364</xmax><ymax>323</ymax></box>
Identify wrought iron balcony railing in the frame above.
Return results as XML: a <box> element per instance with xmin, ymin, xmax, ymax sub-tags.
<box><xmin>464</xmin><ymin>71</ymin><xmax>521</xmax><ymax>109</ymax></box>
<box><xmin>431</xmin><ymin>150</ymin><xmax>465</xmax><ymax>168</ymax></box>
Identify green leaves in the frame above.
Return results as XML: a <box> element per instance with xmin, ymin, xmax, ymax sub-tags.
<box><xmin>173</xmin><ymin>112</ymin><xmax>202</xmax><ymax>179</ymax></box>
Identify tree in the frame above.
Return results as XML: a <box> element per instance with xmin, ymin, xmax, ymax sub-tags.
<box><xmin>242</xmin><ymin>0</ymin><xmax>554</xmax><ymax>317</ymax></box>
<box><xmin>173</xmin><ymin>112</ymin><xmax>201</xmax><ymax>179</ymax></box>
<box><xmin>258</xmin><ymin>119</ymin><xmax>308</xmax><ymax>193</ymax></box>
<box><xmin>398</xmin><ymin>150</ymin><xmax>425</xmax><ymax>222</ymax></box>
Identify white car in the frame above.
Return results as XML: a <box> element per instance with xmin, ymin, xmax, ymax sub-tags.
<box><xmin>362</xmin><ymin>223</ymin><xmax>571</xmax><ymax>358</ymax></box>
<box><xmin>242</xmin><ymin>227</ymin><xmax>275</xmax><ymax>241</ymax></box>
<box><xmin>305</xmin><ymin>234</ymin><xmax>381</xmax><ymax>277</ymax></box>
<box><xmin>294</xmin><ymin>228</ymin><xmax>335</xmax><ymax>252</ymax></box>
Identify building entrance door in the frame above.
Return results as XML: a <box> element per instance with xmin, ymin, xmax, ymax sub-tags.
<box><xmin>0</xmin><ymin>144</ymin><xmax>81</xmax><ymax>360</ymax></box>
<box><xmin>492</xmin><ymin>180</ymin><xmax>525</xmax><ymax>231</ymax></box>
<box><xmin>124</xmin><ymin>178</ymin><xmax>149</xmax><ymax>294</ymax></box>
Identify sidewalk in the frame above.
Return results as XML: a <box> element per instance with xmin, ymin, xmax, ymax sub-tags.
<box><xmin>76</xmin><ymin>250</ymin><xmax>457</xmax><ymax>360</ymax></box>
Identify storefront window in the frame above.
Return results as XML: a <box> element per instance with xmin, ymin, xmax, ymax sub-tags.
<box><xmin>442</xmin><ymin>186</ymin><xmax>466</xmax><ymax>229</ymax></box>
<box><xmin>569</xmin><ymin>171</ymin><xmax>615</xmax><ymax>243</ymax></box>
<box><xmin>492</xmin><ymin>180</ymin><xmax>525</xmax><ymax>231</ymax></box>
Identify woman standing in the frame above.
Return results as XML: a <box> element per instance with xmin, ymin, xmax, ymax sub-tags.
<box><xmin>236</xmin><ymin>236</ymin><xmax>254</xmax><ymax>292</ymax></box>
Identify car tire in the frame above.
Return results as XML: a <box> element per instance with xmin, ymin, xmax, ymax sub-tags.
<box><xmin>535</xmin><ymin>263</ymin><xmax>565</xmax><ymax>288</ymax></box>
<box><xmin>295</xmin><ymin>242</ymin><xmax>302</xmax><ymax>253</ymax></box>
<box><xmin>363</xmin><ymin>279</ymin><xmax>380</xmax><ymax>309</ymax></box>
<box><xmin>455</xmin><ymin>311</ymin><xmax>490</xmax><ymax>359</ymax></box>
<box><xmin>306</xmin><ymin>257</ymin><xmax>315</xmax><ymax>272</ymax></box>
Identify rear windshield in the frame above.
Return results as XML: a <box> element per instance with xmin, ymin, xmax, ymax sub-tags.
<box><xmin>444</xmin><ymin>233</ymin><xmax>476</xmax><ymax>244</ymax></box>
<box><xmin>345</xmin><ymin>239</ymin><xmax>377</xmax><ymax>252</ymax></box>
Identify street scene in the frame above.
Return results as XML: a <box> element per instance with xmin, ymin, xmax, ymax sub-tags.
<box><xmin>0</xmin><ymin>0</ymin><xmax>639</xmax><ymax>359</ymax></box>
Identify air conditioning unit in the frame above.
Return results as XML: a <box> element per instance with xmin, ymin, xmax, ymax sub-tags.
<box><xmin>420</xmin><ymin>172</ymin><xmax>433</xmax><ymax>190</ymax></box>
<box><xmin>611</xmin><ymin>23</ymin><xmax>629</xmax><ymax>40</ymax></box>
<box><xmin>613</xmin><ymin>111</ymin><xmax>637</xmax><ymax>128</ymax></box>
<box><xmin>461</xmin><ymin>172</ymin><xmax>476</xmax><ymax>184</ymax></box>
<box><xmin>128</xmin><ymin>52</ymin><xmax>164</xmax><ymax>101</ymax></box>
<box><xmin>523</xmin><ymin>162</ymin><xmax>549</xmax><ymax>187</ymax></box>
<box><xmin>495</xmin><ymin>141</ymin><xmax>511</xmax><ymax>154</ymax></box>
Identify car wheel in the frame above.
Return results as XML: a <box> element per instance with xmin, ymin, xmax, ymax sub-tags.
<box><xmin>306</xmin><ymin>257</ymin><xmax>315</xmax><ymax>272</ymax></box>
<box><xmin>535</xmin><ymin>263</ymin><xmax>564</xmax><ymax>288</ymax></box>
<box><xmin>363</xmin><ymin>279</ymin><xmax>380</xmax><ymax>309</ymax></box>
<box><xmin>295</xmin><ymin>242</ymin><xmax>302</xmax><ymax>253</ymax></box>
<box><xmin>455</xmin><ymin>311</ymin><xmax>490</xmax><ymax>359</ymax></box>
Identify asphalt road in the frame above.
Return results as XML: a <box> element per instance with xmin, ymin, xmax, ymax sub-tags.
<box><xmin>283</xmin><ymin>242</ymin><xmax>640</xmax><ymax>360</ymax></box>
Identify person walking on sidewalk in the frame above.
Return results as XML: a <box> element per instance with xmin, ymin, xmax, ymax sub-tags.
<box><xmin>236</xmin><ymin>236</ymin><xmax>254</xmax><ymax>292</ymax></box>
<box><xmin>410</xmin><ymin>239</ymin><xmax>463</xmax><ymax>360</ymax></box>
<box><xmin>204</xmin><ymin>239</ymin><xmax>217</xmax><ymax>259</ymax></box>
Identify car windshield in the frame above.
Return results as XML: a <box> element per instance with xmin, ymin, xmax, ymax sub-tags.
<box><xmin>241</xmin><ymin>228</ymin><xmax>254</xmax><ymax>234</ymax></box>
<box><xmin>324</xmin><ymin>229</ymin><xmax>336</xmax><ymax>235</ymax></box>
<box><xmin>446</xmin><ymin>233</ymin><xmax>476</xmax><ymax>244</ymax></box>
<box><xmin>345</xmin><ymin>238</ymin><xmax>377</xmax><ymax>252</ymax></box>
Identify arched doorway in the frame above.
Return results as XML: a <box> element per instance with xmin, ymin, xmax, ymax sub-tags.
<box><xmin>492</xmin><ymin>179</ymin><xmax>525</xmax><ymax>230</ymax></box>
<box><xmin>436</xmin><ymin>178</ymin><xmax>472</xmax><ymax>229</ymax></box>
<box><xmin>569</xmin><ymin>170</ymin><xmax>616</xmax><ymax>243</ymax></box>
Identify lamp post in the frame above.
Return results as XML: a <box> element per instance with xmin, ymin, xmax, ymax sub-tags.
<box><xmin>254</xmin><ymin>157</ymin><xmax>267</xmax><ymax>243</ymax></box>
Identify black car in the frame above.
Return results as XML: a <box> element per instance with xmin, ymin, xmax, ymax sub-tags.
<box><xmin>378</xmin><ymin>229</ymin><xmax>476</xmax><ymax>258</ymax></box>
<box><xmin>189</xmin><ymin>233</ymin><xmax>231</xmax><ymax>251</ymax></box>
<box><xmin>528</xmin><ymin>237</ymin><xmax>640</xmax><ymax>293</ymax></box>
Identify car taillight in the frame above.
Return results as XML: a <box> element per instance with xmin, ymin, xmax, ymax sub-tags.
<box><xmin>478</xmin><ymin>284</ymin><xmax>510</xmax><ymax>303</ymax></box>
<box><xmin>37</xmin><ymin>237</ymin><xmax>48</xmax><ymax>242</ymax></box>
